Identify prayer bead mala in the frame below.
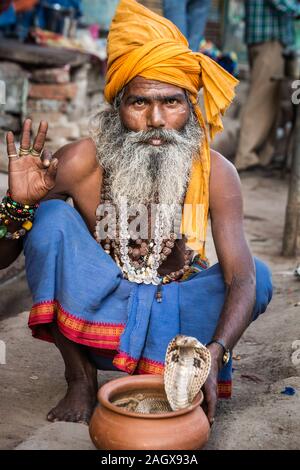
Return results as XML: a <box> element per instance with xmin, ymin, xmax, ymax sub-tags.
<box><xmin>94</xmin><ymin>173</ymin><xmax>193</xmax><ymax>287</ymax></box>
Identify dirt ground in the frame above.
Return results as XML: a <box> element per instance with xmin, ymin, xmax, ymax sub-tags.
<box><xmin>0</xmin><ymin>170</ymin><xmax>299</xmax><ymax>450</ymax></box>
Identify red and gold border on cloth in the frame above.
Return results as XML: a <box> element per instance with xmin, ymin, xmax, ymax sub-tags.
<box><xmin>29</xmin><ymin>300</ymin><xmax>232</xmax><ymax>398</ymax></box>
<box><xmin>29</xmin><ymin>300</ymin><xmax>125</xmax><ymax>349</ymax></box>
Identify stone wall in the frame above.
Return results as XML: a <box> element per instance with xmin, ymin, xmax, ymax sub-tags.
<box><xmin>0</xmin><ymin>57</ymin><xmax>105</xmax><ymax>173</ymax></box>
<box><xmin>0</xmin><ymin>62</ymin><xmax>29</xmax><ymax>172</ymax></box>
<box><xmin>0</xmin><ymin>54</ymin><xmax>105</xmax><ymax>284</ymax></box>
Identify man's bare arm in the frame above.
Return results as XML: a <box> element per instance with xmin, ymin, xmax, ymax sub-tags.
<box><xmin>43</xmin><ymin>138</ymin><xmax>102</xmax><ymax>234</ymax></box>
<box><xmin>43</xmin><ymin>137</ymin><xmax>99</xmax><ymax>202</ymax></box>
<box><xmin>203</xmin><ymin>150</ymin><xmax>256</xmax><ymax>423</ymax></box>
<box><xmin>209</xmin><ymin>150</ymin><xmax>255</xmax><ymax>357</ymax></box>
<box><xmin>0</xmin><ymin>134</ymin><xmax>99</xmax><ymax>269</ymax></box>
<box><xmin>0</xmin><ymin>119</ymin><xmax>57</xmax><ymax>269</ymax></box>
<box><xmin>0</xmin><ymin>231</ymin><xmax>24</xmax><ymax>270</ymax></box>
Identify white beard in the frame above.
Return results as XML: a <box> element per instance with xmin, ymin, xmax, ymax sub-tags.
<box><xmin>90</xmin><ymin>104</ymin><xmax>203</xmax><ymax>238</ymax></box>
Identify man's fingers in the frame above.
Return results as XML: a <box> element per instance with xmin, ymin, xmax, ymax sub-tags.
<box><xmin>20</xmin><ymin>118</ymin><xmax>32</xmax><ymax>151</ymax></box>
<box><xmin>6</xmin><ymin>131</ymin><xmax>18</xmax><ymax>158</ymax></box>
<box><xmin>41</xmin><ymin>148</ymin><xmax>53</xmax><ymax>167</ymax></box>
<box><xmin>32</xmin><ymin>120</ymin><xmax>48</xmax><ymax>154</ymax></box>
<box><xmin>205</xmin><ymin>393</ymin><xmax>217</xmax><ymax>426</ymax></box>
<box><xmin>44</xmin><ymin>158</ymin><xmax>58</xmax><ymax>188</ymax></box>
<box><xmin>202</xmin><ymin>381</ymin><xmax>218</xmax><ymax>426</ymax></box>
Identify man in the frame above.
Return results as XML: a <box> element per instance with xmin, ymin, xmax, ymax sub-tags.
<box><xmin>235</xmin><ymin>0</ymin><xmax>300</xmax><ymax>171</ymax></box>
<box><xmin>0</xmin><ymin>0</ymin><xmax>38</xmax><ymax>31</ymax></box>
<box><xmin>163</xmin><ymin>0</ymin><xmax>211</xmax><ymax>52</ymax></box>
<box><xmin>0</xmin><ymin>1</ymin><xmax>38</xmax><ymax>13</ymax></box>
<box><xmin>0</xmin><ymin>1</ymin><xmax>81</xmax><ymax>38</ymax></box>
<box><xmin>0</xmin><ymin>0</ymin><xmax>272</xmax><ymax>427</ymax></box>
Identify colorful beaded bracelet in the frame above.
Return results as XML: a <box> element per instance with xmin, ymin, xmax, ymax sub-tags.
<box><xmin>5</xmin><ymin>197</ymin><xmax>35</xmax><ymax>211</ymax></box>
<box><xmin>6</xmin><ymin>191</ymin><xmax>39</xmax><ymax>210</ymax></box>
<box><xmin>0</xmin><ymin>203</ymin><xmax>34</xmax><ymax>222</ymax></box>
<box><xmin>1</xmin><ymin>192</ymin><xmax>39</xmax><ymax>222</ymax></box>
<box><xmin>0</xmin><ymin>218</ymin><xmax>33</xmax><ymax>240</ymax></box>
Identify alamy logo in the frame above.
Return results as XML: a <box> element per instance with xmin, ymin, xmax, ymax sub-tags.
<box><xmin>291</xmin><ymin>80</ymin><xmax>300</xmax><ymax>105</ymax></box>
<box><xmin>0</xmin><ymin>340</ymin><xmax>6</xmax><ymax>365</ymax></box>
<box><xmin>0</xmin><ymin>80</ymin><xmax>6</xmax><ymax>105</ymax></box>
<box><xmin>291</xmin><ymin>340</ymin><xmax>300</xmax><ymax>366</ymax></box>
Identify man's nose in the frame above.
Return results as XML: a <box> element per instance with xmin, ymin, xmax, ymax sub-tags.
<box><xmin>147</xmin><ymin>104</ymin><xmax>165</xmax><ymax>129</ymax></box>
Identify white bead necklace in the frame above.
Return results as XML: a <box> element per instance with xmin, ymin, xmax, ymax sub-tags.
<box><xmin>118</xmin><ymin>198</ymin><xmax>164</xmax><ymax>285</ymax></box>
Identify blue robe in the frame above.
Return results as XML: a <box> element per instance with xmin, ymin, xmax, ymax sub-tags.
<box><xmin>24</xmin><ymin>200</ymin><xmax>273</xmax><ymax>398</ymax></box>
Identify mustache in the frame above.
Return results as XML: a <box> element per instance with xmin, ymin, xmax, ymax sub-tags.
<box><xmin>124</xmin><ymin>127</ymin><xmax>190</xmax><ymax>145</ymax></box>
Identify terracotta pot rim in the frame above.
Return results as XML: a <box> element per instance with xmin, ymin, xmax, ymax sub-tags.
<box><xmin>97</xmin><ymin>374</ymin><xmax>204</xmax><ymax>419</ymax></box>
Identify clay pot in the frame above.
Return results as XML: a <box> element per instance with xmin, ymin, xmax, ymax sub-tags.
<box><xmin>89</xmin><ymin>374</ymin><xmax>210</xmax><ymax>450</ymax></box>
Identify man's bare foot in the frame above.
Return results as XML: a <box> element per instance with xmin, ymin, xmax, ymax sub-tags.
<box><xmin>47</xmin><ymin>324</ymin><xmax>99</xmax><ymax>424</ymax></box>
<box><xmin>47</xmin><ymin>378</ymin><xmax>97</xmax><ymax>425</ymax></box>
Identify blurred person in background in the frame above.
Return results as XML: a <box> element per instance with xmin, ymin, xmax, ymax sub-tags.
<box><xmin>0</xmin><ymin>1</ymin><xmax>82</xmax><ymax>39</ymax></box>
<box><xmin>0</xmin><ymin>0</ymin><xmax>38</xmax><ymax>32</ymax></box>
<box><xmin>235</xmin><ymin>0</ymin><xmax>300</xmax><ymax>171</ymax></box>
<box><xmin>0</xmin><ymin>0</ymin><xmax>38</xmax><ymax>13</ymax></box>
<box><xmin>163</xmin><ymin>0</ymin><xmax>211</xmax><ymax>51</ymax></box>
<box><xmin>0</xmin><ymin>1</ymin><xmax>12</xmax><ymax>14</ymax></box>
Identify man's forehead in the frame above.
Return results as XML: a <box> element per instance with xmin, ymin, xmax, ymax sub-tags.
<box><xmin>123</xmin><ymin>76</ymin><xmax>186</xmax><ymax>97</ymax></box>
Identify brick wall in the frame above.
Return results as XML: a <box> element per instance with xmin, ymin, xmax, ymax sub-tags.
<box><xmin>0</xmin><ymin>58</ymin><xmax>105</xmax><ymax>174</ymax></box>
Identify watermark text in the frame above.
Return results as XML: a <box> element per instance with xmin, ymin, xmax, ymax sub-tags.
<box><xmin>291</xmin><ymin>80</ymin><xmax>300</xmax><ymax>105</ymax></box>
<box><xmin>0</xmin><ymin>80</ymin><xmax>6</xmax><ymax>105</ymax></box>
<box><xmin>0</xmin><ymin>340</ymin><xmax>6</xmax><ymax>365</ymax></box>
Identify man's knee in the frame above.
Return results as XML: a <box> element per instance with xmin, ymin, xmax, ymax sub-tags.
<box><xmin>253</xmin><ymin>258</ymin><xmax>273</xmax><ymax>321</ymax></box>
<box><xmin>24</xmin><ymin>200</ymin><xmax>78</xmax><ymax>252</ymax></box>
<box><xmin>36</xmin><ymin>200</ymin><xmax>75</xmax><ymax>225</ymax></box>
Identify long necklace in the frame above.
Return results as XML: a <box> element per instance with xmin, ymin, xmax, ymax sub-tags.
<box><xmin>95</xmin><ymin>173</ymin><xmax>193</xmax><ymax>285</ymax></box>
<box><xmin>118</xmin><ymin>198</ymin><xmax>163</xmax><ymax>284</ymax></box>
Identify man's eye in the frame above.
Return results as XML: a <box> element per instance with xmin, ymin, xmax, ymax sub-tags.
<box><xmin>134</xmin><ymin>99</ymin><xmax>145</xmax><ymax>106</ymax></box>
<box><xmin>167</xmin><ymin>99</ymin><xmax>177</xmax><ymax>105</ymax></box>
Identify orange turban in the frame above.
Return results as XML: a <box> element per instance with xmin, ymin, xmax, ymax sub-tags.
<box><xmin>105</xmin><ymin>0</ymin><xmax>238</xmax><ymax>258</ymax></box>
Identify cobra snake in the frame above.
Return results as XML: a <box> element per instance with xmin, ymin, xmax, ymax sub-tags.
<box><xmin>112</xmin><ymin>335</ymin><xmax>211</xmax><ymax>414</ymax></box>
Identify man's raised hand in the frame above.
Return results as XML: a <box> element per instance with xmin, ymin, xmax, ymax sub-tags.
<box><xmin>6</xmin><ymin>118</ymin><xmax>58</xmax><ymax>205</ymax></box>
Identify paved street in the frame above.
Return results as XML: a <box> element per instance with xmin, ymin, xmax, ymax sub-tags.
<box><xmin>0</xmin><ymin>171</ymin><xmax>299</xmax><ymax>450</ymax></box>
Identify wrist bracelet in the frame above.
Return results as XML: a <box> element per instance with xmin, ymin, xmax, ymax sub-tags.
<box><xmin>0</xmin><ymin>191</ymin><xmax>35</xmax><ymax>240</ymax></box>
<box><xmin>0</xmin><ymin>204</ymin><xmax>34</xmax><ymax>222</ymax></box>
<box><xmin>1</xmin><ymin>192</ymin><xmax>38</xmax><ymax>222</ymax></box>
<box><xmin>6</xmin><ymin>191</ymin><xmax>39</xmax><ymax>209</ymax></box>
<box><xmin>0</xmin><ymin>218</ymin><xmax>33</xmax><ymax>240</ymax></box>
<box><xmin>206</xmin><ymin>339</ymin><xmax>231</xmax><ymax>366</ymax></box>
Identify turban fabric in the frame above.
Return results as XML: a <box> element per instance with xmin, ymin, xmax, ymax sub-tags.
<box><xmin>105</xmin><ymin>0</ymin><xmax>238</xmax><ymax>257</ymax></box>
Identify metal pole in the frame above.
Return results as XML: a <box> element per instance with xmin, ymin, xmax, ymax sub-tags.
<box><xmin>282</xmin><ymin>102</ymin><xmax>300</xmax><ymax>256</ymax></box>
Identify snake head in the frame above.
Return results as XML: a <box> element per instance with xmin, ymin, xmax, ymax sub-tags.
<box><xmin>174</xmin><ymin>335</ymin><xmax>202</xmax><ymax>348</ymax></box>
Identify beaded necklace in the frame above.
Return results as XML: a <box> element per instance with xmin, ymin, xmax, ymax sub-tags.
<box><xmin>94</xmin><ymin>172</ymin><xmax>194</xmax><ymax>286</ymax></box>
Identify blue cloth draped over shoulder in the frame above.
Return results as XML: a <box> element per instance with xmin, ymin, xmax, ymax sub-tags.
<box><xmin>23</xmin><ymin>200</ymin><xmax>273</xmax><ymax>398</ymax></box>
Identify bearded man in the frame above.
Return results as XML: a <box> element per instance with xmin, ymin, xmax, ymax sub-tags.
<box><xmin>0</xmin><ymin>0</ymin><xmax>272</xmax><ymax>427</ymax></box>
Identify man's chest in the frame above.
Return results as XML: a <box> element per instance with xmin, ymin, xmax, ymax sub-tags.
<box><xmin>71</xmin><ymin>170</ymin><xmax>191</xmax><ymax>277</ymax></box>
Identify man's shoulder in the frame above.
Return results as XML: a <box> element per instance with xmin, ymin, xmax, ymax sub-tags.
<box><xmin>210</xmin><ymin>149</ymin><xmax>239</xmax><ymax>182</ymax></box>
<box><xmin>42</xmin><ymin>138</ymin><xmax>102</xmax><ymax>200</ymax></box>
<box><xmin>209</xmin><ymin>149</ymin><xmax>242</xmax><ymax>209</ymax></box>
<box><xmin>53</xmin><ymin>137</ymin><xmax>101</xmax><ymax>179</ymax></box>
